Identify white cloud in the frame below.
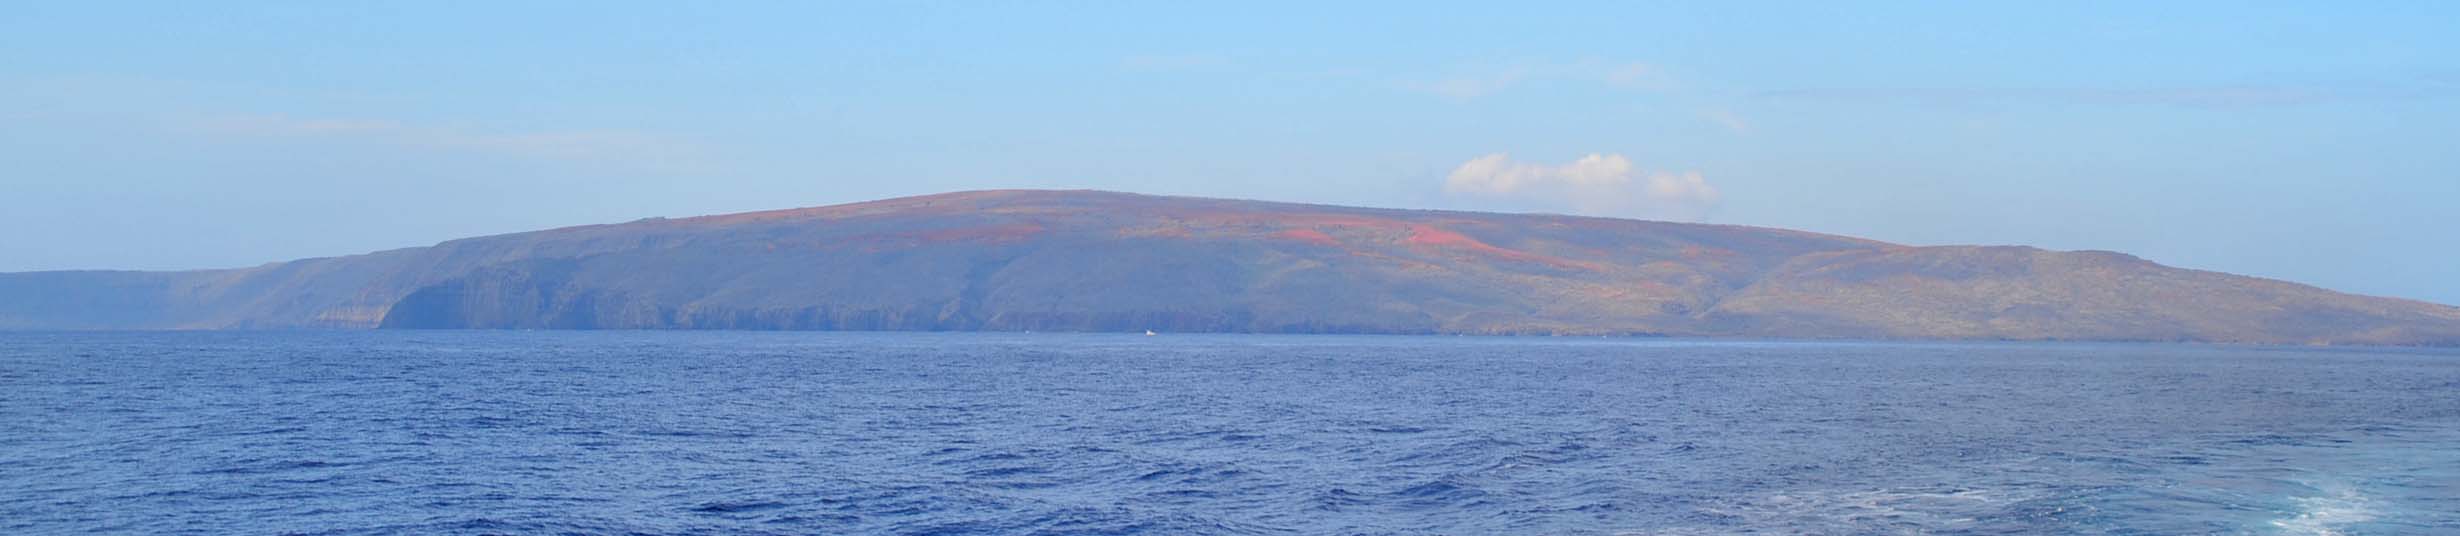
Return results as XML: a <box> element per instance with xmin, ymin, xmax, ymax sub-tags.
<box><xmin>1444</xmin><ymin>153</ymin><xmax>1721</xmax><ymax>221</ymax></box>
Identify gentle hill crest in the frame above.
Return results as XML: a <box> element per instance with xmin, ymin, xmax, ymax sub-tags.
<box><xmin>4</xmin><ymin>190</ymin><xmax>2455</xmax><ymax>345</ymax></box>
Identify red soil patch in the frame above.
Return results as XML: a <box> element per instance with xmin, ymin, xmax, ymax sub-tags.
<box><xmin>1402</xmin><ymin>225</ymin><xmax>1495</xmax><ymax>249</ymax></box>
<box><xmin>1117</xmin><ymin>225</ymin><xmax>1195</xmax><ymax>239</ymax></box>
<box><xmin>1152</xmin><ymin>211</ymin><xmax>1415</xmax><ymax>232</ymax></box>
<box><xmin>1679</xmin><ymin>245</ymin><xmax>1740</xmax><ymax>260</ymax></box>
<box><xmin>909</xmin><ymin>222</ymin><xmax>1046</xmax><ymax>244</ymax></box>
<box><xmin>1282</xmin><ymin>214</ymin><xmax>1413</xmax><ymax>231</ymax></box>
<box><xmin>1271</xmin><ymin>228</ymin><xmax>1341</xmax><ymax>246</ymax></box>
<box><xmin>1402</xmin><ymin>225</ymin><xmax>1601</xmax><ymax>271</ymax></box>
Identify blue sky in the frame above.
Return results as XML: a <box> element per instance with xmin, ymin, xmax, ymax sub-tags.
<box><xmin>5</xmin><ymin>2</ymin><xmax>2457</xmax><ymax>304</ymax></box>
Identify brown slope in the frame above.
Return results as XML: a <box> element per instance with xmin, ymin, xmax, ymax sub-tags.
<box><xmin>371</xmin><ymin>190</ymin><xmax>1886</xmax><ymax>334</ymax></box>
<box><xmin>1700</xmin><ymin>246</ymin><xmax>2460</xmax><ymax>344</ymax></box>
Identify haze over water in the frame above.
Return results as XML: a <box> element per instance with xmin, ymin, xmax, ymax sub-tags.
<box><xmin>2</xmin><ymin>331</ymin><xmax>2453</xmax><ymax>534</ymax></box>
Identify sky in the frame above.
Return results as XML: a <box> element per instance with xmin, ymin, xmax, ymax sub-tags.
<box><xmin>4</xmin><ymin>2</ymin><xmax>2457</xmax><ymax>304</ymax></box>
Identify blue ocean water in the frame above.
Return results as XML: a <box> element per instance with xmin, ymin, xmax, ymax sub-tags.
<box><xmin>1</xmin><ymin>332</ymin><xmax>2455</xmax><ymax>535</ymax></box>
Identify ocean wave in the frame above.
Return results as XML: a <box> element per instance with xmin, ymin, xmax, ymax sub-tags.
<box><xmin>2271</xmin><ymin>484</ymin><xmax>2377</xmax><ymax>536</ymax></box>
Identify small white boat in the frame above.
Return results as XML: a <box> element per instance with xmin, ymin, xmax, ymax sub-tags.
<box><xmin>1144</xmin><ymin>330</ymin><xmax>1157</xmax><ymax>336</ymax></box>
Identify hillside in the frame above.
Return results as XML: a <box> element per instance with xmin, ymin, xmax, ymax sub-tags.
<box><xmin>4</xmin><ymin>190</ymin><xmax>2456</xmax><ymax>345</ymax></box>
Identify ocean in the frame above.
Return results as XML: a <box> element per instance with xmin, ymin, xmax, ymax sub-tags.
<box><xmin>2</xmin><ymin>331</ymin><xmax>2454</xmax><ymax>534</ymax></box>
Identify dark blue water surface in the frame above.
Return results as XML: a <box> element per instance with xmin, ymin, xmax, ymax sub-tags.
<box><xmin>3</xmin><ymin>332</ymin><xmax>2456</xmax><ymax>535</ymax></box>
